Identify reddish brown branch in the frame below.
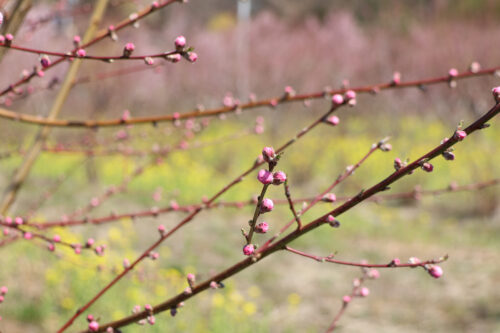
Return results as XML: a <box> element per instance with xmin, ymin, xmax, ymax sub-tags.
<box><xmin>0</xmin><ymin>64</ymin><xmax>499</xmax><ymax>127</ymax></box>
<box><xmin>77</xmin><ymin>101</ymin><xmax>499</xmax><ymax>332</ymax></box>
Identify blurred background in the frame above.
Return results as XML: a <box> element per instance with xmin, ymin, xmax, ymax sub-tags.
<box><xmin>0</xmin><ymin>0</ymin><xmax>498</xmax><ymax>332</ymax></box>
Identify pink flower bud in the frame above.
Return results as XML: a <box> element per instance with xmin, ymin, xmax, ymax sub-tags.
<box><xmin>187</xmin><ymin>52</ymin><xmax>198</xmax><ymax>63</ymax></box>
<box><xmin>428</xmin><ymin>265</ymin><xmax>443</xmax><ymax>278</ymax></box>
<box><xmin>391</xmin><ymin>258</ymin><xmax>401</xmax><ymax>266</ymax></box>
<box><xmin>343</xmin><ymin>295</ymin><xmax>351</xmax><ymax>303</ymax></box>
<box><xmin>331</xmin><ymin>94</ymin><xmax>344</xmax><ymax>106</ymax></box>
<box><xmin>394</xmin><ymin>158</ymin><xmax>403</xmax><ymax>171</ymax></box>
<box><xmin>0</xmin><ymin>13</ymin><xmax>3</xmax><ymax>26</ymax></box>
<box><xmin>40</xmin><ymin>55</ymin><xmax>51</xmax><ymax>68</ymax></box>
<box><xmin>368</xmin><ymin>269</ymin><xmax>380</xmax><ymax>279</ymax></box>
<box><xmin>88</xmin><ymin>321</ymin><xmax>99</xmax><ymax>332</ymax></box>
<box><xmin>262</xmin><ymin>147</ymin><xmax>275</xmax><ymax>163</ymax></box>
<box><xmin>448</xmin><ymin>68</ymin><xmax>458</xmax><ymax>77</ymax></box>
<box><xmin>187</xmin><ymin>273</ymin><xmax>195</xmax><ymax>283</ymax></box>
<box><xmin>76</xmin><ymin>49</ymin><xmax>86</xmax><ymax>57</ymax></box>
<box><xmin>53</xmin><ymin>234</ymin><xmax>61</xmax><ymax>243</ymax></box>
<box><xmin>90</xmin><ymin>197</ymin><xmax>100</xmax><ymax>207</ymax></box>
<box><xmin>23</xmin><ymin>232</ymin><xmax>33</xmax><ymax>240</ymax></box>
<box><xmin>123</xmin><ymin>258</ymin><xmax>130</xmax><ymax>269</ymax></box>
<box><xmin>326</xmin><ymin>214</ymin><xmax>340</xmax><ymax>227</ymax></box>
<box><xmin>391</xmin><ymin>71</ymin><xmax>401</xmax><ymax>85</ymax></box>
<box><xmin>344</xmin><ymin>90</ymin><xmax>356</xmax><ymax>101</ymax></box>
<box><xmin>0</xmin><ymin>286</ymin><xmax>8</xmax><ymax>295</ymax></box>
<box><xmin>0</xmin><ymin>295</ymin><xmax>3</xmax><ymax>303</ymax></box>
<box><xmin>3</xmin><ymin>229</ymin><xmax>8</xmax><ymax>236</ymax></box>
<box><xmin>175</xmin><ymin>36</ymin><xmax>186</xmax><ymax>49</ymax></box>
<box><xmin>408</xmin><ymin>257</ymin><xmax>421</xmax><ymax>265</ymax></box>
<box><xmin>170</xmin><ymin>200</ymin><xmax>179</xmax><ymax>211</ymax></box>
<box><xmin>48</xmin><ymin>243</ymin><xmax>55</xmax><ymax>252</ymax></box>
<box><xmin>284</xmin><ymin>85</ymin><xmax>295</xmax><ymax>98</ymax></box>
<box><xmin>123</xmin><ymin>42</ymin><xmax>135</xmax><ymax>57</ymax></box>
<box><xmin>260</xmin><ymin>198</ymin><xmax>274</xmax><ymax>213</ymax></box>
<box><xmin>145</xmin><ymin>304</ymin><xmax>153</xmax><ymax>311</ymax></box>
<box><xmin>492</xmin><ymin>86</ymin><xmax>500</xmax><ymax>103</ymax></box>
<box><xmin>167</xmin><ymin>53</ymin><xmax>181</xmax><ymax>63</ymax></box>
<box><xmin>4</xmin><ymin>216</ymin><xmax>12</xmax><ymax>224</ymax></box>
<box><xmin>158</xmin><ymin>224</ymin><xmax>166</xmax><ymax>235</ymax></box>
<box><xmin>326</xmin><ymin>115</ymin><xmax>339</xmax><ymax>126</ymax></box>
<box><xmin>255</xmin><ymin>222</ymin><xmax>269</xmax><ymax>233</ymax></box>
<box><xmin>14</xmin><ymin>217</ymin><xmax>23</xmax><ymax>225</ymax></box>
<box><xmin>257</xmin><ymin>169</ymin><xmax>273</xmax><ymax>185</ymax></box>
<box><xmin>272</xmin><ymin>171</ymin><xmax>286</xmax><ymax>185</ymax></box>
<box><xmin>210</xmin><ymin>281</ymin><xmax>218</xmax><ymax>289</ymax></box>
<box><xmin>147</xmin><ymin>315</ymin><xmax>155</xmax><ymax>325</ymax></box>
<box><xmin>5</xmin><ymin>34</ymin><xmax>13</xmax><ymax>43</ymax></box>
<box><xmin>455</xmin><ymin>130</ymin><xmax>467</xmax><ymax>141</ymax></box>
<box><xmin>360</xmin><ymin>287</ymin><xmax>370</xmax><ymax>297</ymax></box>
<box><xmin>86</xmin><ymin>238</ymin><xmax>95</xmax><ymax>247</ymax></box>
<box><xmin>87</xmin><ymin>314</ymin><xmax>94</xmax><ymax>322</ymax></box>
<box><xmin>94</xmin><ymin>246</ymin><xmax>104</xmax><ymax>256</ymax></box>
<box><xmin>243</xmin><ymin>244</ymin><xmax>255</xmax><ymax>256</ymax></box>
<box><xmin>421</xmin><ymin>162</ymin><xmax>433</xmax><ymax>172</ymax></box>
<box><xmin>469</xmin><ymin>61</ymin><xmax>480</xmax><ymax>73</ymax></box>
<box><xmin>73</xmin><ymin>35</ymin><xmax>81</xmax><ymax>47</ymax></box>
<box><xmin>442</xmin><ymin>151</ymin><xmax>455</xmax><ymax>161</ymax></box>
<box><xmin>74</xmin><ymin>246</ymin><xmax>82</xmax><ymax>255</ymax></box>
<box><xmin>323</xmin><ymin>193</ymin><xmax>337</xmax><ymax>203</ymax></box>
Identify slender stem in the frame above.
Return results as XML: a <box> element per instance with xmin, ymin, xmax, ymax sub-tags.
<box><xmin>0</xmin><ymin>43</ymin><xmax>183</xmax><ymax>62</ymax></box>
<box><xmin>246</xmin><ymin>181</ymin><xmax>272</xmax><ymax>244</ymax></box>
<box><xmin>285</xmin><ymin>246</ymin><xmax>446</xmax><ymax>268</ymax></box>
<box><xmin>284</xmin><ymin>179</ymin><xmax>302</xmax><ymax>229</ymax></box>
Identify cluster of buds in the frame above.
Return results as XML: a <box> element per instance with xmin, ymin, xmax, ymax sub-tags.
<box><xmin>87</xmin><ymin>314</ymin><xmax>99</xmax><ymax>332</ymax></box>
<box><xmin>257</xmin><ymin>169</ymin><xmax>287</xmax><ymax>185</ymax></box>
<box><xmin>0</xmin><ymin>34</ymin><xmax>14</xmax><ymax>46</ymax></box>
